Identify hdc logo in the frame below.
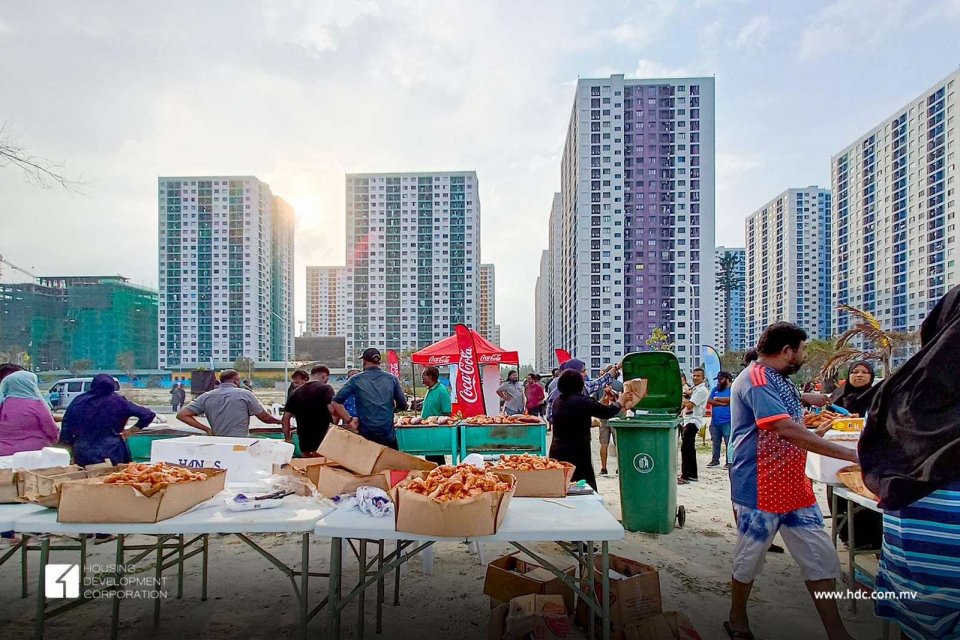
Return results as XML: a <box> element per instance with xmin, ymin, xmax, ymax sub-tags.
<box><xmin>45</xmin><ymin>564</ymin><xmax>80</xmax><ymax>599</ymax></box>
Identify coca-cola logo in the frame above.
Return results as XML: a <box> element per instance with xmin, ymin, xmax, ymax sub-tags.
<box><xmin>428</xmin><ymin>356</ymin><xmax>451</xmax><ymax>365</ymax></box>
<box><xmin>458</xmin><ymin>347</ymin><xmax>479</xmax><ymax>404</ymax></box>
<box><xmin>479</xmin><ymin>354</ymin><xmax>502</xmax><ymax>364</ymax></box>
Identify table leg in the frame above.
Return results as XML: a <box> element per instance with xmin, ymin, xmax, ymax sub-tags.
<box><xmin>33</xmin><ymin>536</ymin><xmax>49</xmax><ymax>640</ymax></box>
<box><xmin>848</xmin><ymin>503</ymin><xmax>856</xmax><ymax>614</ymax></box>
<box><xmin>300</xmin><ymin>532</ymin><xmax>310</xmax><ymax>640</ymax></box>
<box><xmin>328</xmin><ymin>536</ymin><xmax>342</xmax><ymax>640</ymax></box>
<box><xmin>601</xmin><ymin>541</ymin><xmax>610</xmax><ymax>640</ymax></box>
<box><xmin>587</xmin><ymin>542</ymin><xmax>595</xmax><ymax>640</ymax></box>
<box><xmin>110</xmin><ymin>534</ymin><xmax>125</xmax><ymax>640</ymax></box>
<box><xmin>393</xmin><ymin>541</ymin><xmax>401</xmax><ymax>606</ymax></box>
<box><xmin>830</xmin><ymin>488</ymin><xmax>839</xmax><ymax>548</ymax></box>
<box><xmin>178</xmin><ymin>534</ymin><xmax>185</xmax><ymax>599</ymax></box>
<box><xmin>154</xmin><ymin>535</ymin><xmax>164</xmax><ymax>627</ymax></box>
<box><xmin>358</xmin><ymin>539</ymin><xmax>367</xmax><ymax>640</ymax></box>
<box><xmin>201</xmin><ymin>534</ymin><xmax>209</xmax><ymax>601</ymax></box>
<box><xmin>21</xmin><ymin>535</ymin><xmax>29</xmax><ymax>599</ymax></box>
<box><xmin>376</xmin><ymin>541</ymin><xmax>384</xmax><ymax>634</ymax></box>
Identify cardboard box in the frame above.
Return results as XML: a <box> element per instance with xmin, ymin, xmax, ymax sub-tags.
<box><xmin>274</xmin><ymin>457</ymin><xmax>329</xmax><ymax>488</ymax></box>
<box><xmin>0</xmin><ymin>468</ymin><xmax>23</xmax><ymax>503</ymax></box>
<box><xmin>17</xmin><ymin>464</ymin><xmax>110</xmax><ymax>508</ymax></box>
<box><xmin>576</xmin><ymin>555</ymin><xmax>662</xmax><ymax>640</ymax></box>
<box><xmin>57</xmin><ymin>467</ymin><xmax>226</xmax><ymax>523</ymax></box>
<box><xmin>491</xmin><ymin>462</ymin><xmax>576</xmax><ymax>498</ymax></box>
<box><xmin>316</xmin><ymin>464</ymin><xmax>390</xmax><ymax>498</ymax></box>
<box><xmin>392</xmin><ymin>470</ymin><xmax>515</xmax><ymax>537</ymax></box>
<box><xmin>485</xmin><ymin>552</ymin><xmax>577</xmax><ymax>611</ymax></box>
<box><xmin>488</xmin><ymin>594</ymin><xmax>573</xmax><ymax>640</ymax></box>
<box><xmin>624</xmin><ymin>612</ymin><xmax>702</xmax><ymax>640</ymax></box>
<box><xmin>150</xmin><ymin>436</ymin><xmax>294</xmax><ymax>483</ymax></box>
<box><xmin>318</xmin><ymin>426</ymin><xmax>437</xmax><ymax>476</ymax></box>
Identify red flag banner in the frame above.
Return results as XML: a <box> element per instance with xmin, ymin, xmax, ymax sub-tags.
<box><xmin>555</xmin><ymin>349</ymin><xmax>573</xmax><ymax>365</ymax></box>
<box><xmin>454</xmin><ymin>324</ymin><xmax>486</xmax><ymax>417</ymax></box>
<box><xmin>387</xmin><ymin>350</ymin><xmax>401</xmax><ymax>379</ymax></box>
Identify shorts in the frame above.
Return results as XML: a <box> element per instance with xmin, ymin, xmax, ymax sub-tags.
<box><xmin>732</xmin><ymin>504</ymin><xmax>840</xmax><ymax>583</ymax></box>
<box><xmin>599</xmin><ymin>422</ymin><xmax>615</xmax><ymax>445</ymax></box>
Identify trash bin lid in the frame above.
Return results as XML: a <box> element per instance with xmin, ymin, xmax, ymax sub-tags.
<box><xmin>620</xmin><ymin>351</ymin><xmax>683</xmax><ymax>414</ymax></box>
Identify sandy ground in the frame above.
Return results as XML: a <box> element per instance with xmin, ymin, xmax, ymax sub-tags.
<box><xmin>0</xmin><ymin>426</ymin><xmax>887</xmax><ymax>640</ymax></box>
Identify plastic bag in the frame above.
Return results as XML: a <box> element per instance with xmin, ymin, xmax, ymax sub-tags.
<box><xmin>332</xmin><ymin>486</ymin><xmax>394</xmax><ymax>517</ymax></box>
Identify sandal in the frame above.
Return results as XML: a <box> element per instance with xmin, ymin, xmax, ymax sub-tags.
<box><xmin>723</xmin><ymin>621</ymin><xmax>754</xmax><ymax>640</ymax></box>
<box><xmin>677</xmin><ymin>477</ymin><xmax>689</xmax><ymax>485</ymax></box>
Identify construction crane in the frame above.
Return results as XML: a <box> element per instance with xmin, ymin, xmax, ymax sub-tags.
<box><xmin>0</xmin><ymin>253</ymin><xmax>38</xmax><ymax>282</ymax></box>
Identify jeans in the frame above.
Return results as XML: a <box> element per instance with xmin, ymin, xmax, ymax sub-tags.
<box><xmin>680</xmin><ymin>422</ymin><xmax>699</xmax><ymax>480</ymax></box>
<box><xmin>709</xmin><ymin>421</ymin><xmax>730</xmax><ymax>464</ymax></box>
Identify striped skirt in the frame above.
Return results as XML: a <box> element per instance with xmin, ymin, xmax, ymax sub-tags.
<box><xmin>876</xmin><ymin>482</ymin><xmax>960</xmax><ymax>640</ymax></box>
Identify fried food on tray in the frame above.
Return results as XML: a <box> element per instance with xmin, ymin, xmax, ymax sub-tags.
<box><xmin>490</xmin><ymin>454</ymin><xmax>565</xmax><ymax>471</ymax></box>
<box><xmin>460</xmin><ymin>414</ymin><xmax>544</xmax><ymax>425</ymax></box>
<box><xmin>804</xmin><ymin>410</ymin><xmax>843</xmax><ymax>428</ymax></box>
<box><xmin>403</xmin><ymin>464</ymin><xmax>512</xmax><ymax>502</ymax></box>
<box><xmin>396</xmin><ymin>415</ymin><xmax>453</xmax><ymax>427</ymax></box>
<box><xmin>103</xmin><ymin>462</ymin><xmax>206</xmax><ymax>496</ymax></box>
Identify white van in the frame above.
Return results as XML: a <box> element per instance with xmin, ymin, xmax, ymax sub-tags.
<box><xmin>48</xmin><ymin>377</ymin><xmax>118</xmax><ymax>410</ymax></box>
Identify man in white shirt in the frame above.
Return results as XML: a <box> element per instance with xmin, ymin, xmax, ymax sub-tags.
<box><xmin>679</xmin><ymin>367</ymin><xmax>709</xmax><ymax>483</ymax></box>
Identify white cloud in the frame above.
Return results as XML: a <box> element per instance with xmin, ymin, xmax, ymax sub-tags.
<box><xmin>633</xmin><ymin>59</ymin><xmax>705</xmax><ymax>79</ymax></box>
<box><xmin>734</xmin><ymin>15</ymin><xmax>771</xmax><ymax>51</ymax></box>
<box><xmin>798</xmin><ymin>0</ymin><xmax>912</xmax><ymax>61</ymax></box>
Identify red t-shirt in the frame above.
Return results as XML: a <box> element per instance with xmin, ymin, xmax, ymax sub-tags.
<box><xmin>525</xmin><ymin>383</ymin><xmax>545</xmax><ymax>409</ymax></box>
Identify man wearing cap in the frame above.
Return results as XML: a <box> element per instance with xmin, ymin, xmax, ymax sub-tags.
<box><xmin>545</xmin><ymin>359</ymin><xmax>619</xmax><ymax>426</ymax></box>
<box><xmin>707</xmin><ymin>371</ymin><xmax>733</xmax><ymax>469</ymax></box>
<box><xmin>331</xmin><ymin>348</ymin><xmax>409</xmax><ymax>448</ymax></box>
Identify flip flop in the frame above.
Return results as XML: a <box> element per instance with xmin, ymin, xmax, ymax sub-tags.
<box><xmin>723</xmin><ymin>621</ymin><xmax>754</xmax><ymax>640</ymax></box>
<box><xmin>677</xmin><ymin>477</ymin><xmax>689</xmax><ymax>485</ymax></box>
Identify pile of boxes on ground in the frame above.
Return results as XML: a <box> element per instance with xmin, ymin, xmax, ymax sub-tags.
<box><xmin>484</xmin><ymin>550</ymin><xmax>701</xmax><ymax>640</ymax></box>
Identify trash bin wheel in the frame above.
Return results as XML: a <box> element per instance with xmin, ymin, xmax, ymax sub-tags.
<box><xmin>676</xmin><ymin>505</ymin><xmax>686</xmax><ymax>528</ymax></box>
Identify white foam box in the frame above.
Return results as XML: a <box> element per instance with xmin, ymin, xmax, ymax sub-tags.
<box><xmin>805</xmin><ymin>432</ymin><xmax>859</xmax><ymax>484</ymax></box>
<box><xmin>150</xmin><ymin>436</ymin><xmax>294</xmax><ymax>484</ymax></box>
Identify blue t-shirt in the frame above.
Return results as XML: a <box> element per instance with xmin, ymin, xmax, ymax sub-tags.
<box><xmin>709</xmin><ymin>386</ymin><xmax>731</xmax><ymax>425</ymax></box>
<box><xmin>730</xmin><ymin>364</ymin><xmax>816</xmax><ymax>514</ymax></box>
<box><xmin>333</xmin><ymin>367</ymin><xmax>408</xmax><ymax>442</ymax></box>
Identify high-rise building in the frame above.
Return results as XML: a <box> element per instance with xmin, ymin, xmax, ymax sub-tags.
<box><xmin>832</xmin><ymin>69</ymin><xmax>960</xmax><ymax>335</ymax></box>
<box><xmin>310</xmin><ymin>172</ymin><xmax>481</xmax><ymax>365</ymax></box>
<box><xmin>478</xmin><ymin>264</ymin><xmax>499</xmax><ymax>344</ymax></box>
<box><xmin>0</xmin><ymin>275</ymin><xmax>158</xmax><ymax>371</ymax></box>
<box><xmin>713</xmin><ymin>247</ymin><xmax>747</xmax><ymax>353</ymax></box>
<box><xmin>535</xmin><ymin>250</ymin><xmax>551</xmax><ymax>372</ymax></box>
<box><xmin>535</xmin><ymin>193</ymin><xmax>563</xmax><ymax>372</ymax></box>
<box><xmin>305</xmin><ymin>266</ymin><xmax>350</xmax><ymax>338</ymax></box>
<box><xmin>158</xmin><ymin>176</ymin><xmax>294</xmax><ymax>369</ymax></box>
<box><xmin>745</xmin><ymin>187</ymin><xmax>832</xmax><ymax>346</ymax></box>
<box><xmin>555</xmin><ymin>74</ymin><xmax>716</xmax><ymax>374</ymax></box>
<box><xmin>271</xmin><ymin>197</ymin><xmax>296</xmax><ymax>364</ymax></box>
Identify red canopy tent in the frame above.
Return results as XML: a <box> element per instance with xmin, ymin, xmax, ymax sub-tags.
<box><xmin>411</xmin><ymin>329</ymin><xmax>519</xmax><ymax>366</ymax></box>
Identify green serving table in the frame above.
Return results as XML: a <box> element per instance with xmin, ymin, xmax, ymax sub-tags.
<box><xmin>396</xmin><ymin>425</ymin><xmax>460</xmax><ymax>463</ymax></box>
<box><xmin>458</xmin><ymin>422</ymin><xmax>547</xmax><ymax>460</ymax></box>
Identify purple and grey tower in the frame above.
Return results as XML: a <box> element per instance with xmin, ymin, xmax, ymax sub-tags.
<box><xmin>552</xmin><ymin>74</ymin><xmax>716</xmax><ymax>375</ymax></box>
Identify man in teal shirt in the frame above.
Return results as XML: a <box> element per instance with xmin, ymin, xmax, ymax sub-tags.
<box><xmin>421</xmin><ymin>366</ymin><xmax>451</xmax><ymax>465</ymax></box>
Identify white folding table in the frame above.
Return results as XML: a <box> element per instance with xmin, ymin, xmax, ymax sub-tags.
<box><xmin>0</xmin><ymin>504</ymin><xmax>50</xmax><ymax>598</ymax></box>
<box><xmin>314</xmin><ymin>496</ymin><xmax>625</xmax><ymax>640</ymax></box>
<box><xmin>13</xmin><ymin>497</ymin><xmax>334</xmax><ymax>640</ymax></box>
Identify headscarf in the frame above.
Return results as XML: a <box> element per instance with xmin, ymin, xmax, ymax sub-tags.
<box><xmin>830</xmin><ymin>360</ymin><xmax>876</xmax><ymax>415</ymax></box>
<box><xmin>0</xmin><ymin>370</ymin><xmax>45</xmax><ymax>402</ymax></box>
<box><xmin>860</xmin><ymin>284</ymin><xmax>960</xmax><ymax>509</ymax></box>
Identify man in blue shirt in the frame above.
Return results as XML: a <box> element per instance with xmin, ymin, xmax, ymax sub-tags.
<box><xmin>707</xmin><ymin>371</ymin><xmax>732</xmax><ymax>469</ymax></box>
<box><xmin>331</xmin><ymin>348</ymin><xmax>408</xmax><ymax>449</ymax></box>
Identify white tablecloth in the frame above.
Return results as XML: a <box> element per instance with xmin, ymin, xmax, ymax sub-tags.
<box><xmin>0</xmin><ymin>503</ymin><xmax>48</xmax><ymax>531</ymax></box>
<box><xmin>314</xmin><ymin>496</ymin><xmax>625</xmax><ymax>542</ymax></box>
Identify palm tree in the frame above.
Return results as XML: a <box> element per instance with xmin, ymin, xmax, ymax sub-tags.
<box><xmin>820</xmin><ymin>304</ymin><xmax>893</xmax><ymax>379</ymax></box>
<box><xmin>715</xmin><ymin>251</ymin><xmax>745</xmax><ymax>354</ymax></box>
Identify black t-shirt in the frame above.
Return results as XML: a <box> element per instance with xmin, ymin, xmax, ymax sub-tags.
<box><xmin>285</xmin><ymin>382</ymin><xmax>335</xmax><ymax>450</ymax></box>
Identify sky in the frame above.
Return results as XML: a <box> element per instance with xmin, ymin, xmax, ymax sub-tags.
<box><xmin>2</xmin><ymin>0</ymin><xmax>960</xmax><ymax>363</ymax></box>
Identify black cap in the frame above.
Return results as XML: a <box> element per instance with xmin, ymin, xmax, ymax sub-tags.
<box><xmin>362</xmin><ymin>348</ymin><xmax>382</xmax><ymax>363</ymax></box>
<box><xmin>717</xmin><ymin>371</ymin><xmax>733</xmax><ymax>380</ymax></box>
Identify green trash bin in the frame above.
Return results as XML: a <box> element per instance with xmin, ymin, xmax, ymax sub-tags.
<box><xmin>609</xmin><ymin>351</ymin><xmax>684</xmax><ymax>534</ymax></box>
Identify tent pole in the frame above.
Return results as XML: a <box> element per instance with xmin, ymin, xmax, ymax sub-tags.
<box><xmin>411</xmin><ymin>361</ymin><xmax>417</xmax><ymax>403</ymax></box>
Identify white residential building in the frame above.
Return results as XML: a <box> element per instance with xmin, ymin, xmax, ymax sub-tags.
<box><xmin>556</xmin><ymin>74</ymin><xmax>716</xmax><ymax>374</ymax></box>
<box><xmin>535</xmin><ymin>250</ymin><xmax>551</xmax><ymax>372</ymax></box>
<box><xmin>535</xmin><ymin>193</ymin><xmax>563</xmax><ymax>372</ymax></box>
<box><xmin>305</xmin><ymin>266</ymin><xmax>350</xmax><ymax>337</ymax></box>
<box><xmin>745</xmin><ymin>187</ymin><xmax>832</xmax><ymax>347</ymax></box>
<box><xmin>307</xmin><ymin>172</ymin><xmax>481</xmax><ymax>365</ymax></box>
<box><xmin>479</xmin><ymin>264</ymin><xmax>499</xmax><ymax>344</ymax></box>
<box><xmin>832</xmin><ymin>69</ymin><xmax>960</xmax><ymax>335</ymax></box>
<box><xmin>713</xmin><ymin>246</ymin><xmax>747</xmax><ymax>353</ymax></box>
<box><xmin>157</xmin><ymin>176</ymin><xmax>294</xmax><ymax>368</ymax></box>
